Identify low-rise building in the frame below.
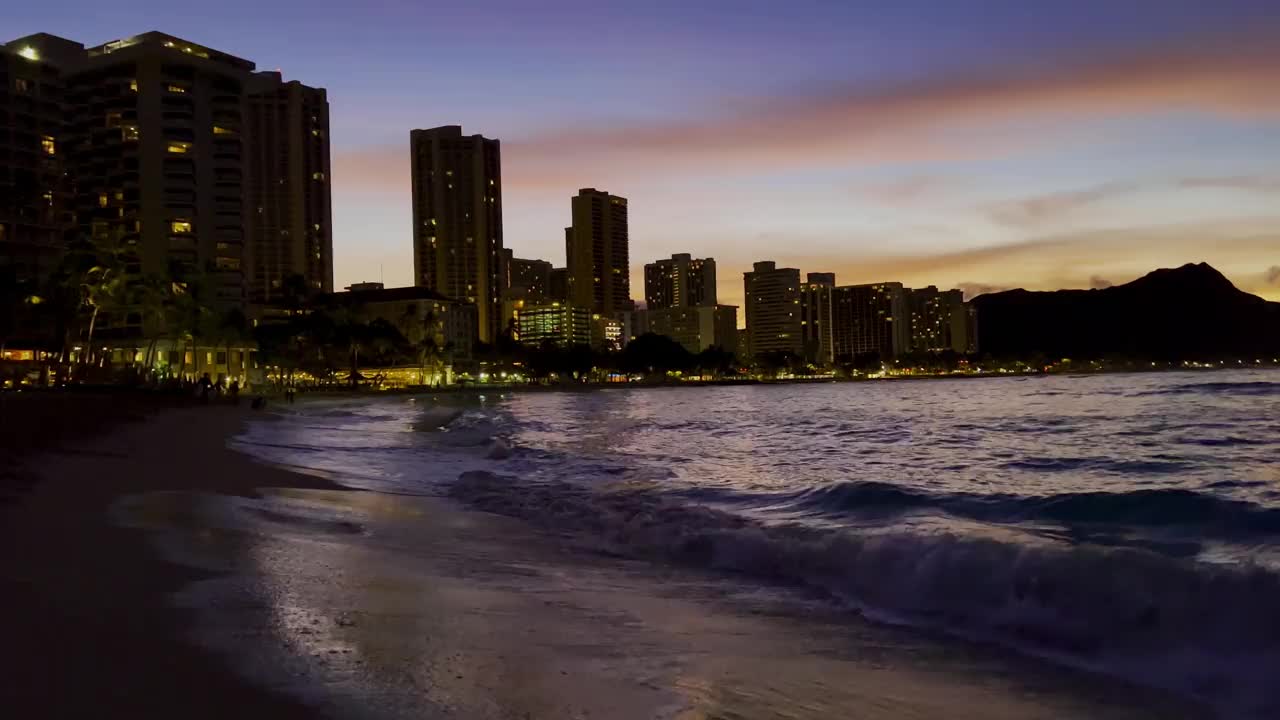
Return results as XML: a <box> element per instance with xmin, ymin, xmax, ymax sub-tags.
<box><xmin>644</xmin><ymin>305</ymin><xmax>739</xmax><ymax>355</ymax></box>
<box><xmin>333</xmin><ymin>285</ymin><xmax>475</xmax><ymax>359</ymax></box>
<box><xmin>516</xmin><ymin>301</ymin><xmax>591</xmax><ymax>347</ymax></box>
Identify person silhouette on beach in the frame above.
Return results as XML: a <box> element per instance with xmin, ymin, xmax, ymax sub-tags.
<box><xmin>229</xmin><ymin>379</ymin><xmax>240</xmax><ymax>405</ymax></box>
<box><xmin>198</xmin><ymin>373</ymin><xmax>213</xmax><ymax>404</ymax></box>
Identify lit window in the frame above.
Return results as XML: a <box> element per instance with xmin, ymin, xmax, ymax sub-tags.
<box><xmin>14</xmin><ymin>78</ymin><xmax>31</xmax><ymax>95</ymax></box>
<box><xmin>106</xmin><ymin>112</ymin><xmax>122</xmax><ymax>128</ymax></box>
<box><xmin>42</xmin><ymin>191</ymin><xmax>53</xmax><ymax>207</ymax></box>
<box><xmin>122</xmin><ymin>125</ymin><xmax>140</xmax><ymax>141</ymax></box>
<box><xmin>41</xmin><ymin>136</ymin><xmax>56</xmax><ymax>155</ymax></box>
<box><xmin>167</xmin><ymin>84</ymin><xmax>187</xmax><ymax>94</ymax></box>
<box><xmin>18</xmin><ymin>46</ymin><xmax>40</xmax><ymax>61</ymax></box>
<box><xmin>167</xmin><ymin>142</ymin><xmax>191</xmax><ymax>154</ymax></box>
<box><xmin>213</xmin><ymin>125</ymin><xmax>235</xmax><ymax>135</ymax></box>
<box><xmin>311</xmin><ymin>172</ymin><xmax>325</xmax><ymax>180</ymax></box>
<box><xmin>129</xmin><ymin>79</ymin><xmax>138</xmax><ymax>92</ymax></box>
<box><xmin>99</xmin><ymin>193</ymin><xmax>109</xmax><ymax>208</ymax></box>
<box><xmin>170</xmin><ymin>220</ymin><xmax>192</xmax><ymax>234</ymax></box>
<box><xmin>215</xmin><ymin>257</ymin><xmax>240</xmax><ymax>270</ymax></box>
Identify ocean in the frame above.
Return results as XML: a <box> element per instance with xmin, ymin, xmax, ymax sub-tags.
<box><xmin>160</xmin><ymin>370</ymin><xmax>1280</xmax><ymax>717</ymax></box>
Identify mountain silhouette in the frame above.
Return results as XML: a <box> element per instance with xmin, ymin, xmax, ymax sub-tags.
<box><xmin>972</xmin><ymin>263</ymin><xmax>1280</xmax><ymax>359</ymax></box>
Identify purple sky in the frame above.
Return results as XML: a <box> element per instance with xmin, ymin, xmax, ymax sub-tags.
<box><xmin>10</xmin><ymin>1</ymin><xmax>1280</xmax><ymax>306</ymax></box>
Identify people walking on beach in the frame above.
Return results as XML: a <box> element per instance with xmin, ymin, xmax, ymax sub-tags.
<box><xmin>285</xmin><ymin>383</ymin><xmax>296</xmax><ymax>404</ymax></box>
<box><xmin>198</xmin><ymin>373</ymin><xmax>213</xmax><ymax>404</ymax></box>
<box><xmin>214</xmin><ymin>376</ymin><xmax>226</xmax><ymax>399</ymax></box>
<box><xmin>229</xmin><ymin>379</ymin><xmax>241</xmax><ymax>406</ymax></box>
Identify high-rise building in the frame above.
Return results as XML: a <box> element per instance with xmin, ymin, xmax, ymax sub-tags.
<box><xmin>800</xmin><ymin>272</ymin><xmax>834</xmax><ymax>366</ymax></box>
<box><xmin>566</xmin><ymin>188</ymin><xmax>629</xmax><ymax>315</ymax></box>
<box><xmin>743</xmin><ymin>261</ymin><xmax>803</xmax><ymax>358</ymax></box>
<box><xmin>410</xmin><ymin>125</ymin><xmax>503</xmax><ymax>343</ymax></box>
<box><xmin>907</xmin><ymin>286</ymin><xmax>975</xmax><ymax>354</ymax></box>
<box><xmin>644</xmin><ymin>253</ymin><xmax>716</xmax><ymax>310</ymax></box>
<box><xmin>1</xmin><ymin>35</ymin><xmax>77</xmax><ymax>285</ymax></box>
<box><xmin>84</xmin><ymin>33</ymin><xmax>258</xmax><ymax>317</ymax></box>
<box><xmin>246</xmin><ymin>71</ymin><xmax>332</xmax><ymax>304</ymax></box>
<box><xmin>3</xmin><ymin>32</ymin><xmax>261</xmax><ymax>326</ymax></box>
<box><xmin>644</xmin><ymin>305</ymin><xmax>739</xmax><ymax>355</ymax></box>
<box><xmin>831</xmin><ymin>282</ymin><xmax>909</xmax><ymax>361</ymax></box>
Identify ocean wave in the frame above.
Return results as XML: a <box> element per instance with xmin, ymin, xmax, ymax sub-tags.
<box><xmin>1001</xmin><ymin>456</ymin><xmax>1190</xmax><ymax>474</ymax></box>
<box><xmin>1132</xmin><ymin>381</ymin><xmax>1280</xmax><ymax>397</ymax></box>
<box><xmin>774</xmin><ymin>481</ymin><xmax>1280</xmax><ymax>536</ymax></box>
<box><xmin>449</xmin><ymin>471</ymin><xmax>1280</xmax><ymax>714</ymax></box>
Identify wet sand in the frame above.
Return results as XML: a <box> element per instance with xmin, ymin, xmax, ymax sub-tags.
<box><xmin>2</xmin><ymin>403</ymin><xmax>1210</xmax><ymax>719</ymax></box>
<box><xmin>0</xmin><ymin>404</ymin><xmax>335</xmax><ymax>718</ymax></box>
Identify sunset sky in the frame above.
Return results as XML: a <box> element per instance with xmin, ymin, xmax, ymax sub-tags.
<box><xmin>11</xmin><ymin>1</ymin><xmax>1280</xmax><ymax>307</ymax></box>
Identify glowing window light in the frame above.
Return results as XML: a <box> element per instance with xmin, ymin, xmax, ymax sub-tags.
<box><xmin>18</xmin><ymin>46</ymin><xmax>39</xmax><ymax>61</ymax></box>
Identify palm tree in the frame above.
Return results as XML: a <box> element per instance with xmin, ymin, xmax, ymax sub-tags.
<box><xmin>216</xmin><ymin>307</ymin><xmax>248</xmax><ymax>380</ymax></box>
<box><xmin>80</xmin><ymin>261</ymin><xmax>125</xmax><ymax>367</ymax></box>
<box><xmin>131</xmin><ymin>274</ymin><xmax>175</xmax><ymax>376</ymax></box>
<box><xmin>168</xmin><ymin>269</ymin><xmax>213</xmax><ymax>380</ymax></box>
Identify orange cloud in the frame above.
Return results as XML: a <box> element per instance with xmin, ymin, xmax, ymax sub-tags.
<box><xmin>696</xmin><ymin>217</ymin><xmax>1280</xmax><ymax>312</ymax></box>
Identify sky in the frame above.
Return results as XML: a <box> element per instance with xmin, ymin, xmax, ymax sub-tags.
<box><xmin>10</xmin><ymin>0</ymin><xmax>1280</xmax><ymax>307</ymax></box>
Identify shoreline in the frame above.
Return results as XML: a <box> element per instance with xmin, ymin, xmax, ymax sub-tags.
<box><xmin>0</xmin><ymin>404</ymin><xmax>340</xmax><ymax>718</ymax></box>
<box><xmin>0</xmin><ymin>387</ymin><xmax>1241</xmax><ymax>718</ymax></box>
<box><xmin>279</xmin><ymin>361</ymin><xmax>1278</xmax><ymax>397</ymax></box>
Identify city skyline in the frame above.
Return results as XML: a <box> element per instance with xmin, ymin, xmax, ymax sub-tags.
<box><xmin>5</xmin><ymin>2</ymin><xmax>1280</xmax><ymax>310</ymax></box>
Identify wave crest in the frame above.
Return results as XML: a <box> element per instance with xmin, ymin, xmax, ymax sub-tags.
<box><xmin>450</xmin><ymin>471</ymin><xmax>1280</xmax><ymax>714</ymax></box>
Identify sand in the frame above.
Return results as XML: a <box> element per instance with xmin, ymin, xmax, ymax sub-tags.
<box><xmin>0</xmin><ymin>402</ymin><xmax>334</xmax><ymax>718</ymax></box>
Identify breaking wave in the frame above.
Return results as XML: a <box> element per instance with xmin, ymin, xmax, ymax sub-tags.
<box><xmin>775</xmin><ymin>481</ymin><xmax>1280</xmax><ymax>537</ymax></box>
<box><xmin>450</xmin><ymin>471</ymin><xmax>1280</xmax><ymax>715</ymax></box>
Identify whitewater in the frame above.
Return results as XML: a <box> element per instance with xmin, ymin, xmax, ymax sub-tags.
<box><xmin>222</xmin><ymin>369</ymin><xmax>1280</xmax><ymax>717</ymax></box>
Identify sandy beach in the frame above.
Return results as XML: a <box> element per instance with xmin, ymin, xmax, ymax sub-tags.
<box><xmin>1</xmin><ymin>401</ymin><xmax>334</xmax><ymax>718</ymax></box>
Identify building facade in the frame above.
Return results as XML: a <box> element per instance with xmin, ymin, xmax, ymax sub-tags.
<box><xmin>548</xmin><ymin>267</ymin><xmax>569</xmax><ymax>302</ymax></box>
<box><xmin>566</xmin><ymin>188</ymin><xmax>629</xmax><ymax>315</ymax></box>
<box><xmin>246</xmin><ymin>71</ymin><xmax>332</xmax><ymax>304</ymax></box>
<box><xmin>503</xmin><ymin>251</ymin><xmax>553</xmax><ymax>300</ymax></box>
<box><xmin>743</xmin><ymin>261</ymin><xmax>803</xmax><ymax>358</ymax></box>
<box><xmin>643</xmin><ymin>253</ymin><xmax>716</xmax><ymax>310</ymax></box>
<box><xmin>800</xmin><ymin>272</ymin><xmax>834</xmax><ymax>366</ymax></box>
<box><xmin>644</xmin><ymin>305</ymin><xmax>739</xmax><ymax>355</ymax></box>
<box><xmin>70</xmin><ymin>33</ymin><xmax>258</xmax><ymax>319</ymax></box>
<box><xmin>334</xmin><ymin>285</ymin><xmax>475</xmax><ymax>360</ymax></box>
<box><xmin>515</xmin><ymin>301</ymin><xmax>591</xmax><ymax>348</ymax></box>
<box><xmin>907</xmin><ymin>285</ymin><xmax>974</xmax><ymax>353</ymax></box>
<box><xmin>1</xmin><ymin>35</ymin><xmax>76</xmax><ymax>286</ymax></box>
<box><xmin>831</xmin><ymin>282</ymin><xmax>909</xmax><ymax>361</ymax></box>
<box><xmin>1</xmin><ymin>30</ymin><xmax>330</xmax><ymax>361</ymax></box>
<box><xmin>410</xmin><ymin>125</ymin><xmax>503</xmax><ymax>343</ymax></box>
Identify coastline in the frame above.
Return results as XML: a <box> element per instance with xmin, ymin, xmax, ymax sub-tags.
<box><xmin>0</xmin><ymin>390</ymin><xmax>1228</xmax><ymax>718</ymax></box>
<box><xmin>0</xmin><ymin>403</ymin><xmax>338</xmax><ymax>718</ymax></box>
<box><xmin>284</xmin><ymin>361</ymin><xmax>1280</xmax><ymax>398</ymax></box>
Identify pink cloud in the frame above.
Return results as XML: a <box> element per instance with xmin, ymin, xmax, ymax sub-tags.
<box><xmin>503</xmin><ymin>33</ymin><xmax>1280</xmax><ymax>177</ymax></box>
<box><xmin>331</xmin><ymin>32</ymin><xmax>1280</xmax><ymax>195</ymax></box>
